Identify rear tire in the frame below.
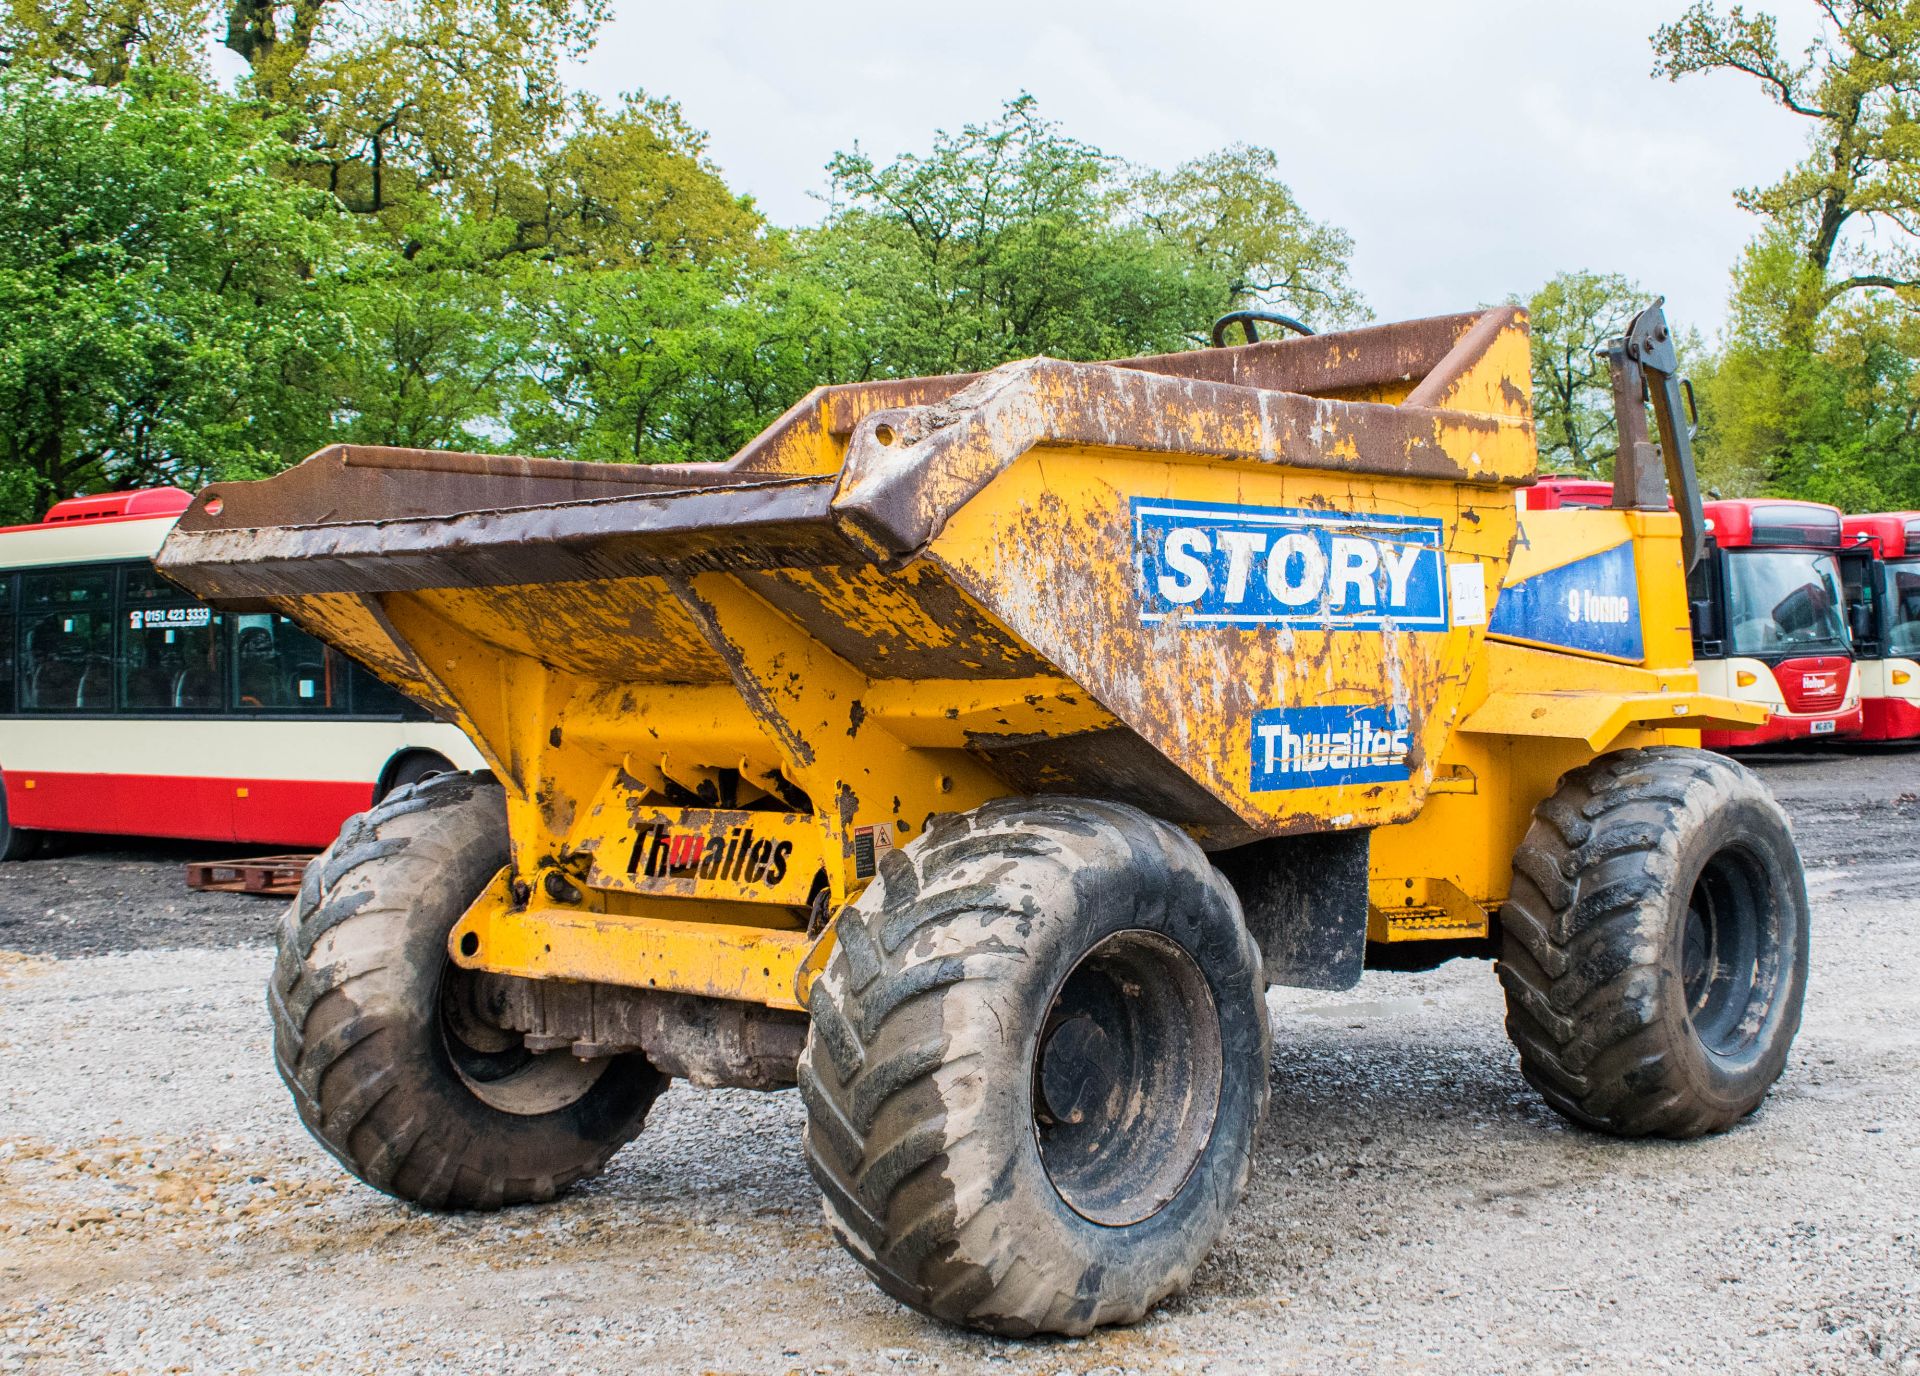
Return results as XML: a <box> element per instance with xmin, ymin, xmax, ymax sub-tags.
<box><xmin>1498</xmin><ymin>746</ymin><xmax>1809</xmax><ymax>1138</ymax></box>
<box><xmin>269</xmin><ymin>770</ymin><xmax>664</xmax><ymax>1207</ymax></box>
<box><xmin>799</xmin><ymin>797</ymin><xmax>1268</xmax><ymax>1337</ymax></box>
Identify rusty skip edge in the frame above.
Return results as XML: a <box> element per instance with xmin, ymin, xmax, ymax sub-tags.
<box><xmin>156</xmin><ymin>309</ymin><xmax>1531</xmax><ymax>603</ymax></box>
<box><xmin>171</xmin><ymin>309</ymin><xmax>1498</xmax><ymax>532</ymax></box>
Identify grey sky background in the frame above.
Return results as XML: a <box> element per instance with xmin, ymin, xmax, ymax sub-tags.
<box><xmin>564</xmin><ymin>0</ymin><xmax>1825</xmax><ymax>337</ymax></box>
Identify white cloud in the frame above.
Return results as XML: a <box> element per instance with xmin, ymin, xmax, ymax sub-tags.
<box><xmin>570</xmin><ymin>0</ymin><xmax>1825</xmax><ymax>336</ymax></box>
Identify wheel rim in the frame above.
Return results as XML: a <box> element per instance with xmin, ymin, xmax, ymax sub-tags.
<box><xmin>1680</xmin><ymin>844</ymin><xmax>1783</xmax><ymax>1057</ymax></box>
<box><xmin>438</xmin><ymin>965</ymin><xmax>610</xmax><ymax>1116</ymax></box>
<box><xmin>1030</xmin><ymin>928</ymin><xmax>1223</xmax><ymax>1227</ymax></box>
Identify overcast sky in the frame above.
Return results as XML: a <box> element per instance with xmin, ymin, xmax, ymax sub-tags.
<box><xmin>564</xmin><ymin>0</ymin><xmax>1824</xmax><ymax>338</ymax></box>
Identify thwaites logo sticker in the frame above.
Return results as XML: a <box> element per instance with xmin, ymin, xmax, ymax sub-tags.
<box><xmin>1251</xmin><ymin>704</ymin><xmax>1413</xmax><ymax>792</ymax></box>
<box><xmin>1132</xmin><ymin>498</ymin><xmax>1449</xmax><ymax>629</ymax></box>
<box><xmin>630</xmin><ymin>822</ymin><xmax>793</xmax><ymax>886</ymax></box>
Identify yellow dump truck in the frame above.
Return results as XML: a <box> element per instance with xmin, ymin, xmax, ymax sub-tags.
<box><xmin>157</xmin><ymin>300</ymin><xmax>1809</xmax><ymax>1337</ymax></box>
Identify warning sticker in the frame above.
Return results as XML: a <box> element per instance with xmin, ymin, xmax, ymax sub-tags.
<box><xmin>852</xmin><ymin>823</ymin><xmax>896</xmax><ymax>879</ymax></box>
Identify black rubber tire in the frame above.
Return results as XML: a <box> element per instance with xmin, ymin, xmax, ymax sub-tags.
<box><xmin>378</xmin><ymin>750</ymin><xmax>455</xmax><ymax>801</ymax></box>
<box><xmin>1498</xmin><ymin>746</ymin><xmax>1809</xmax><ymax>1139</ymax></box>
<box><xmin>269</xmin><ymin>770</ymin><xmax>664</xmax><ymax>1208</ymax></box>
<box><xmin>798</xmin><ymin>797</ymin><xmax>1269</xmax><ymax>1337</ymax></box>
<box><xmin>0</xmin><ymin>784</ymin><xmax>40</xmax><ymax>862</ymax></box>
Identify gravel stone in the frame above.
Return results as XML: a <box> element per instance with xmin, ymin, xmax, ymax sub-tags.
<box><xmin>1</xmin><ymin>750</ymin><xmax>1917</xmax><ymax>1373</ymax></box>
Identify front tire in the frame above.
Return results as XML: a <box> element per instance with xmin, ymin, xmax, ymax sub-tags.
<box><xmin>799</xmin><ymin>797</ymin><xmax>1268</xmax><ymax>1337</ymax></box>
<box><xmin>269</xmin><ymin>770</ymin><xmax>664</xmax><ymax>1207</ymax></box>
<box><xmin>1498</xmin><ymin>746</ymin><xmax>1809</xmax><ymax>1138</ymax></box>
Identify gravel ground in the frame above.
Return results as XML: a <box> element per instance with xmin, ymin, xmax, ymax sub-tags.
<box><xmin>2</xmin><ymin>752</ymin><xmax>1917</xmax><ymax>1374</ymax></box>
<box><xmin>0</xmin><ymin>840</ymin><xmax>275</xmax><ymax>959</ymax></box>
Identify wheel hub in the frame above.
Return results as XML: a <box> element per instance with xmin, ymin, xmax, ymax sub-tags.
<box><xmin>1038</xmin><ymin>1014</ymin><xmax>1117</xmax><ymax>1127</ymax></box>
<box><xmin>439</xmin><ymin>965</ymin><xmax>611</xmax><ymax>1116</ymax></box>
<box><xmin>1681</xmin><ymin>846</ymin><xmax>1781</xmax><ymax>1056</ymax></box>
<box><xmin>1030</xmin><ymin>929</ymin><xmax>1223</xmax><ymax>1227</ymax></box>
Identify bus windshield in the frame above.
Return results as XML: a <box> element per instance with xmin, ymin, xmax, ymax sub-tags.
<box><xmin>1725</xmin><ymin>549</ymin><xmax>1850</xmax><ymax>657</ymax></box>
<box><xmin>1884</xmin><ymin>557</ymin><xmax>1920</xmax><ymax>657</ymax></box>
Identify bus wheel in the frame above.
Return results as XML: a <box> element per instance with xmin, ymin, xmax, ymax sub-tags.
<box><xmin>378</xmin><ymin>750</ymin><xmax>455</xmax><ymax>801</ymax></box>
<box><xmin>798</xmin><ymin>798</ymin><xmax>1269</xmax><ymax>1336</ymax></box>
<box><xmin>1499</xmin><ymin>747</ymin><xmax>1810</xmax><ymax>1138</ymax></box>
<box><xmin>269</xmin><ymin>770</ymin><xmax>664</xmax><ymax>1208</ymax></box>
<box><xmin>0</xmin><ymin>790</ymin><xmax>41</xmax><ymax>862</ymax></box>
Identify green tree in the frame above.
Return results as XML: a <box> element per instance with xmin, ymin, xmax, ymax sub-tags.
<box><xmin>495</xmin><ymin>92</ymin><xmax>766</xmax><ymax>271</ymax></box>
<box><xmin>248</xmin><ymin>0</ymin><xmax>602</xmax><ymax>225</ymax></box>
<box><xmin>802</xmin><ymin>95</ymin><xmax>1205</xmax><ymax>376</ymax></box>
<box><xmin>1654</xmin><ymin>1</ymin><xmax>1920</xmax><ymax>334</ymax></box>
<box><xmin>0</xmin><ymin>0</ymin><xmax>211</xmax><ymax>86</ymax></box>
<box><xmin>797</xmin><ymin>97</ymin><xmax>1361</xmax><ymax>377</ymax></box>
<box><xmin>1695</xmin><ymin>231</ymin><xmax>1920</xmax><ymax>506</ymax></box>
<box><xmin>1522</xmin><ymin>271</ymin><xmax>1646</xmax><ymax>476</ymax></box>
<box><xmin>1133</xmin><ymin>143</ymin><xmax>1367</xmax><ymax>328</ymax></box>
<box><xmin>506</xmin><ymin>255</ymin><xmax>861</xmax><ymax>464</ymax></box>
<box><xmin>324</xmin><ymin>209</ymin><xmax>528</xmax><ymax>452</ymax></box>
<box><xmin>0</xmin><ymin>68</ymin><xmax>347</xmax><ymax>522</ymax></box>
<box><xmin>802</xmin><ymin>97</ymin><xmax>1232</xmax><ymax>377</ymax></box>
<box><xmin>1653</xmin><ymin>2</ymin><xmax>1920</xmax><ymax>507</ymax></box>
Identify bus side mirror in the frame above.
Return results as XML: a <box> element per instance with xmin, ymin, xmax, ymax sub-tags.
<box><xmin>1689</xmin><ymin>596</ymin><xmax>1720</xmax><ymax>643</ymax></box>
<box><xmin>1849</xmin><ymin>599</ymin><xmax>1875</xmax><ymax>647</ymax></box>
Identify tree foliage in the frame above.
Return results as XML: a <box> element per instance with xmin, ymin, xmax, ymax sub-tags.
<box><xmin>801</xmin><ymin>97</ymin><xmax>1363</xmax><ymax>380</ymax></box>
<box><xmin>805</xmin><ymin>97</ymin><xmax>1214</xmax><ymax>378</ymax></box>
<box><xmin>1134</xmin><ymin>143</ymin><xmax>1366</xmax><ymax>327</ymax></box>
<box><xmin>0</xmin><ymin>0</ymin><xmax>211</xmax><ymax>86</ymax></box>
<box><xmin>1655</xmin><ymin>0</ymin><xmax>1920</xmax><ymax>335</ymax></box>
<box><xmin>0</xmin><ymin>10</ymin><xmax>1367</xmax><ymax>515</ymax></box>
<box><xmin>1650</xmin><ymin>3</ymin><xmax>1920</xmax><ymax>509</ymax></box>
<box><xmin>1522</xmin><ymin>271</ymin><xmax>1647</xmax><ymax>476</ymax></box>
<box><xmin>0</xmin><ymin>68</ymin><xmax>345</xmax><ymax>522</ymax></box>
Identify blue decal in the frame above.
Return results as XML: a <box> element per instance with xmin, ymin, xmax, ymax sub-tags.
<box><xmin>1487</xmin><ymin>542</ymin><xmax>1643</xmax><ymax>660</ymax></box>
<box><xmin>1251</xmin><ymin>704</ymin><xmax>1412</xmax><ymax>792</ymax></box>
<box><xmin>1133</xmin><ymin>498</ymin><xmax>1448</xmax><ymax>629</ymax></box>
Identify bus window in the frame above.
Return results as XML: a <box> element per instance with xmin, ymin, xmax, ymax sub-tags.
<box><xmin>1885</xmin><ymin>561</ymin><xmax>1920</xmax><ymax>657</ymax></box>
<box><xmin>0</xmin><ymin>572</ymin><xmax>14</xmax><ymax>713</ymax></box>
<box><xmin>349</xmin><ymin>662</ymin><xmax>427</xmax><ymax>718</ymax></box>
<box><xmin>1840</xmin><ymin>549</ymin><xmax>1878</xmax><ymax>654</ymax></box>
<box><xmin>20</xmin><ymin>568</ymin><xmax>114</xmax><ymax>711</ymax></box>
<box><xmin>232</xmin><ymin>612</ymin><xmax>346</xmax><ymax>713</ymax></box>
<box><xmin>120</xmin><ymin>567</ymin><xmax>224</xmax><ymax>711</ymax></box>
<box><xmin>1725</xmin><ymin>551</ymin><xmax>1850</xmax><ymax>657</ymax></box>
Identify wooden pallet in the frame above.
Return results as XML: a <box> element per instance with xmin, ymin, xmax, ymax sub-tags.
<box><xmin>184</xmin><ymin>854</ymin><xmax>314</xmax><ymax>897</ymax></box>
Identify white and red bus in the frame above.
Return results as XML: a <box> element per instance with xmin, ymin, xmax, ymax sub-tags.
<box><xmin>1690</xmin><ymin>498</ymin><xmax>1863</xmax><ymax>748</ymax></box>
<box><xmin>1841</xmin><ymin>511</ymin><xmax>1920</xmax><ymax>742</ymax></box>
<box><xmin>0</xmin><ymin>487</ymin><xmax>483</xmax><ymax>859</ymax></box>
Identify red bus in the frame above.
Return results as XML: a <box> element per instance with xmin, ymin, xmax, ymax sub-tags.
<box><xmin>0</xmin><ymin>488</ymin><xmax>482</xmax><ymax>859</ymax></box>
<box><xmin>1519</xmin><ymin>477</ymin><xmax>1619</xmax><ymax>510</ymax></box>
<box><xmin>1840</xmin><ymin>511</ymin><xmax>1920</xmax><ymax>742</ymax></box>
<box><xmin>1690</xmin><ymin>499</ymin><xmax>1863</xmax><ymax>747</ymax></box>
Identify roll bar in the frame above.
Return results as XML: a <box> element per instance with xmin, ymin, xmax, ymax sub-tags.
<box><xmin>1607</xmin><ymin>298</ymin><xmax>1708</xmax><ymax>570</ymax></box>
